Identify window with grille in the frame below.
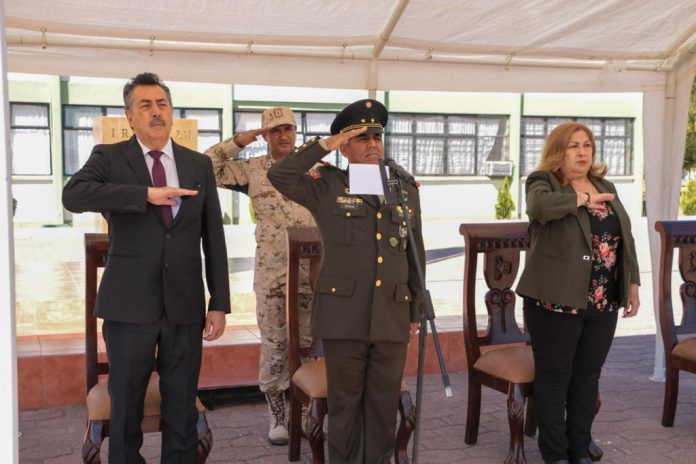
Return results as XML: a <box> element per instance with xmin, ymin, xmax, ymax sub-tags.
<box><xmin>520</xmin><ymin>117</ymin><xmax>634</xmax><ymax>176</ymax></box>
<box><xmin>386</xmin><ymin>114</ymin><xmax>510</xmax><ymax>176</ymax></box>
<box><xmin>173</xmin><ymin>108</ymin><xmax>222</xmax><ymax>153</ymax></box>
<box><xmin>234</xmin><ymin>110</ymin><xmax>342</xmax><ymax>167</ymax></box>
<box><xmin>235</xmin><ymin>110</ymin><xmax>509</xmax><ymax>176</ymax></box>
<box><xmin>11</xmin><ymin>103</ymin><xmax>51</xmax><ymax>176</ymax></box>
<box><xmin>63</xmin><ymin>105</ymin><xmax>122</xmax><ymax>175</ymax></box>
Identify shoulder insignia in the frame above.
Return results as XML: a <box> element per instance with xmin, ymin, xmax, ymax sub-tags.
<box><xmin>309</xmin><ymin>168</ymin><xmax>322</xmax><ymax>179</ymax></box>
<box><xmin>308</xmin><ymin>162</ymin><xmax>325</xmax><ymax>180</ymax></box>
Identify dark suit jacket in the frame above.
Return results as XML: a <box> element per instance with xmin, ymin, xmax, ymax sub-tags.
<box><xmin>62</xmin><ymin>136</ymin><xmax>230</xmax><ymax>325</ymax></box>
<box><xmin>516</xmin><ymin>170</ymin><xmax>640</xmax><ymax>309</ymax></box>
<box><xmin>268</xmin><ymin>139</ymin><xmax>425</xmax><ymax>343</ymax></box>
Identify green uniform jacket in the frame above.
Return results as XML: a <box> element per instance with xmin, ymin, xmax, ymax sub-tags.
<box><xmin>516</xmin><ymin>170</ymin><xmax>640</xmax><ymax>309</ymax></box>
<box><xmin>268</xmin><ymin>138</ymin><xmax>426</xmax><ymax>343</ymax></box>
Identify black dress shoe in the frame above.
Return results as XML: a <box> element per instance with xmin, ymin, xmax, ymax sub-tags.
<box><xmin>572</xmin><ymin>459</ymin><xmax>593</xmax><ymax>464</ymax></box>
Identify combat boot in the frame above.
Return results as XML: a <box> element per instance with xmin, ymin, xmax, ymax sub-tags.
<box><xmin>266</xmin><ymin>392</ymin><xmax>289</xmax><ymax>445</ymax></box>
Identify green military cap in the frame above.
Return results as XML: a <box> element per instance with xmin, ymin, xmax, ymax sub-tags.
<box><xmin>330</xmin><ymin>99</ymin><xmax>388</xmax><ymax>135</ymax></box>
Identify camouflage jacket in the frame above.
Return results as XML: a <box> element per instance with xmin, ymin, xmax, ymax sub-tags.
<box><xmin>205</xmin><ymin>137</ymin><xmax>316</xmax><ymax>291</ymax></box>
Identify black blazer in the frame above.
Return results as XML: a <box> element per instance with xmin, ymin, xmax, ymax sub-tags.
<box><xmin>268</xmin><ymin>139</ymin><xmax>426</xmax><ymax>343</ymax></box>
<box><xmin>516</xmin><ymin>170</ymin><xmax>640</xmax><ymax>309</ymax></box>
<box><xmin>62</xmin><ymin>137</ymin><xmax>230</xmax><ymax>325</ymax></box>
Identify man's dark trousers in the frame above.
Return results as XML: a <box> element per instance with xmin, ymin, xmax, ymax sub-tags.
<box><xmin>103</xmin><ymin>315</ymin><xmax>203</xmax><ymax>464</ymax></box>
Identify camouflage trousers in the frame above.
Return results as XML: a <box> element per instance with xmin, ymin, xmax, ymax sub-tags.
<box><xmin>256</xmin><ymin>284</ymin><xmax>313</xmax><ymax>394</ymax></box>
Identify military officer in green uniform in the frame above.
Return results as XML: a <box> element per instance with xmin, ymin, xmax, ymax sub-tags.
<box><xmin>268</xmin><ymin>99</ymin><xmax>425</xmax><ymax>463</ymax></box>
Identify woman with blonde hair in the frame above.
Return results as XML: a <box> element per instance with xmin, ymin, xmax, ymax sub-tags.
<box><xmin>517</xmin><ymin>122</ymin><xmax>640</xmax><ymax>464</ymax></box>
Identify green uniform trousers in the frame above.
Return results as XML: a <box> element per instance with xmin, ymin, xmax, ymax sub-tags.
<box><xmin>323</xmin><ymin>339</ymin><xmax>408</xmax><ymax>464</ymax></box>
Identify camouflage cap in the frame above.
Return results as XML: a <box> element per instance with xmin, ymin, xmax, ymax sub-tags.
<box><xmin>262</xmin><ymin>106</ymin><xmax>297</xmax><ymax>130</ymax></box>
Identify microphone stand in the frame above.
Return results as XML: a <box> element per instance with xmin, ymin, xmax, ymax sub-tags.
<box><xmin>378</xmin><ymin>160</ymin><xmax>453</xmax><ymax>464</ymax></box>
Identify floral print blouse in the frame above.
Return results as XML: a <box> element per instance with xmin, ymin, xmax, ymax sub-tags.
<box><xmin>534</xmin><ymin>204</ymin><xmax>622</xmax><ymax>315</ymax></box>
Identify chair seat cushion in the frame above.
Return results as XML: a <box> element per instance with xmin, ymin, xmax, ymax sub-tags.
<box><xmin>86</xmin><ymin>376</ymin><xmax>205</xmax><ymax>421</ymax></box>
<box><xmin>473</xmin><ymin>345</ymin><xmax>534</xmax><ymax>384</ymax></box>
<box><xmin>672</xmin><ymin>336</ymin><xmax>696</xmax><ymax>361</ymax></box>
<box><xmin>292</xmin><ymin>359</ymin><xmax>327</xmax><ymax>398</ymax></box>
<box><xmin>292</xmin><ymin>358</ymin><xmax>410</xmax><ymax>399</ymax></box>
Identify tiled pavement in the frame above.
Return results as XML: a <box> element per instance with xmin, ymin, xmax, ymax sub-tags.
<box><xmin>18</xmin><ymin>334</ymin><xmax>696</xmax><ymax>463</ymax></box>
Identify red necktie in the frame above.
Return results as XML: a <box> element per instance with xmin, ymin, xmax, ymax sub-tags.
<box><xmin>148</xmin><ymin>151</ymin><xmax>173</xmax><ymax>227</ymax></box>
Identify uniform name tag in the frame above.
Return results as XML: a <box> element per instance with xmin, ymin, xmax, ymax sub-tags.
<box><xmin>336</xmin><ymin>196</ymin><xmax>363</xmax><ymax>205</ymax></box>
<box><xmin>339</xmin><ymin>203</ymin><xmax>362</xmax><ymax>211</ymax></box>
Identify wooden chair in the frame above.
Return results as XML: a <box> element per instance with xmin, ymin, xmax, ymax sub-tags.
<box><xmin>81</xmin><ymin>233</ymin><xmax>212</xmax><ymax>464</ymax></box>
<box><xmin>460</xmin><ymin>222</ymin><xmax>535</xmax><ymax>464</ymax></box>
<box><xmin>459</xmin><ymin>222</ymin><xmax>603</xmax><ymax>464</ymax></box>
<box><xmin>285</xmin><ymin>226</ymin><xmax>415</xmax><ymax>464</ymax></box>
<box><xmin>655</xmin><ymin>220</ymin><xmax>696</xmax><ymax>427</ymax></box>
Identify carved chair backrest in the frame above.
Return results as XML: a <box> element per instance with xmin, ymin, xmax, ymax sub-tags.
<box><xmin>286</xmin><ymin>226</ymin><xmax>323</xmax><ymax>377</ymax></box>
<box><xmin>85</xmin><ymin>233</ymin><xmax>109</xmax><ymax>391</ymax></box>
<box><xmin>655</xmin><ymin>220</ymin><xmax>696</xmax><ymax>351</ymax></box>
<box><xmin>459</xmin><ymin>222</ymin><xmax>530</xmax><ymax>367</ymax></box>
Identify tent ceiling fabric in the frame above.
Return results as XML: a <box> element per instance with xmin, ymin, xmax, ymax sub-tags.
<box><xmin>4</xmin><ymin>0</ymin><xmax>696</xmax><ymax>89</ymax></box>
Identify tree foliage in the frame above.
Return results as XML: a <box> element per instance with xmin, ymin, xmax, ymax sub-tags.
<box><xmin>495</xmin><ymin>176</ymin><xmax>516</xmax><ymax>220</ymax></box>
<box><xmin>680</xmin><ymin>180</ymin><xmax>696</xmax><ymax>215</ymax></box>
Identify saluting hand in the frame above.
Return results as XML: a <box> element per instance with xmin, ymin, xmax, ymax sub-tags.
<box><xmin>234</xmin><ymin>128</ymin><xmax>268</xmax><ymax>148</ymax></box>
<box><xmin>147</xmin><ymin>186</ymin><xmax>198</xmax><ymax>206</ymax></box>
<box><xmin>323</xmin><ymin>126</ymin><xmax>367</xmax><ymax>151</ymax></box>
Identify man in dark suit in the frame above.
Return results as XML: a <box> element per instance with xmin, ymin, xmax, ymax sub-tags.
<box><xmin>268</xmin><ymin>99</ymin><xmax>425</xmax><ymax>463</ymax></box>
<box><xmin>62</xmin><ymin>72</ymin><xmax>230</xmax><ymax>464</ymax></box>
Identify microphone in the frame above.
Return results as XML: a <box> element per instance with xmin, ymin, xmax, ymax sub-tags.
<box><xmin>384</xmin><ymin>157</ymin><xmax>416</xmax><ymax>185</ymax></box>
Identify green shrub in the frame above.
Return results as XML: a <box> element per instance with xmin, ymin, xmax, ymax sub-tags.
<box><xmin>495</xmin><ymin>177</ymin><xmax>515</xmax><ymax>220</ymax></box>
<box><xmin>680</xmin><ymin>180</ymin><xmax>696</xmax><ymax>215</ymax></box>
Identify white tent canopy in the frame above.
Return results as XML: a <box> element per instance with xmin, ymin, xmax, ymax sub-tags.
<box><xmin>3</xmin><ymin>0</ymin><xmax>696</xmax><ymax>90</ymax></box>
<box><xmin>2</xmin><ymin>1</ymin><xmax>696</xmax><ymax>462</ymax></box>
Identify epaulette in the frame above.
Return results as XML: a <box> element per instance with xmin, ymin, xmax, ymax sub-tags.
<box><xmin>293</xmin><ymin>136</ymin><xmax>321</xmax><ymax>155</ymax></box>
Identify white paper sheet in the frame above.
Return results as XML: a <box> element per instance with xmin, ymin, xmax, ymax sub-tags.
<box><xmin>348</xmin><ymin>164</ymin><xmax>389</xmax><ymax>195</ymax></box>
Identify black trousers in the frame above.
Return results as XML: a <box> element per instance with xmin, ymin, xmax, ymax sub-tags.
<box><xmin>322</xmin><ymin>339</ymin><xmax>408</xmax><ymax>464</ymax></box>
<box><xmin>102</xmin><ymin>316</ymin><xmax>203</xmax><ymax>464</ymax></box>
<box><xmin>523</xmin><ymin>299</ymin><xmax>618</xmax><ymax>462</ymax></box>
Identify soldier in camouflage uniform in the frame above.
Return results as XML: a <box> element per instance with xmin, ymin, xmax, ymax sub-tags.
<box><xmin>204</xmin><ymin>107</ymin><xmax>314</xmax><ymax>445</ymax></box>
